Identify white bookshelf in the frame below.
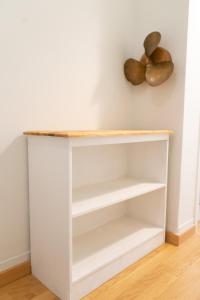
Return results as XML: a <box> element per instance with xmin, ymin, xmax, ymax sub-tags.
<box><xmin>25</xmin><ymin>130</ymin><xmax>172</xmax><ymax>300</ymax></box>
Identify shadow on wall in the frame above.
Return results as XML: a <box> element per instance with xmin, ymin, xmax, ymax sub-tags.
<box><xmin>0</xmin><ymin>136</ymin><xmax>29</xmax><ymax>261</ymax></box>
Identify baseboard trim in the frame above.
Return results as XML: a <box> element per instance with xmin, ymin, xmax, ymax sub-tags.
<box><xmin>177</xmin><ymin>219</ymin><xmax>194</xmax><ymax>234</ymax></box>
<box><xmin>0</xmin><ymin>251</ymin><xmax>30</xmax><ymax>272</ymax></box>
<box><xmin>0</xmin><ymin>227</ymin><xmax>195</xmax><ymax>287</ymax></box>
<box><xmin>0</xmin><ymin>261</ymin><xmax>31</xmax><ymax>288</ymax></box>
<box><xmin>166</xmin><ymin>226</ymin><xmax>196</xmax><ymax>246</ymax></box>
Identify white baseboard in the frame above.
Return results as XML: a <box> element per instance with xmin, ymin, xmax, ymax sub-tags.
<box><xmin>0</xmin><ymin>251</ymin><xmax>30</xmax><ymax>272</ymax></box>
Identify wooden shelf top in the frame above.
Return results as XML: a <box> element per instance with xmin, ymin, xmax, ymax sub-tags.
<box><xmin>23</xmin><ymin>129</ymin><xmax>173</xmax><ymax>138</ymax></box>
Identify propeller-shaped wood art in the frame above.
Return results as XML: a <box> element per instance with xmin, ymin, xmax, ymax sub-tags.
<box><xmin>124</xmin><ymin>32</ymin><xmax>174</xmax><ymax>87</ymax></box>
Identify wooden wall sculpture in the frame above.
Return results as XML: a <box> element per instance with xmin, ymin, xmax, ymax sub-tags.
<box><xmin>124</xmin><ymin>32</ymin><xmax>174</xmax><ymax>87</ymax></box>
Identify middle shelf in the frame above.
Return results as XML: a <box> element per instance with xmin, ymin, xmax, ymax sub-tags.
<box><xmin>72</xmin><ymin>177</ymin><xmax>166</xmax><ymax>218</ymax></box>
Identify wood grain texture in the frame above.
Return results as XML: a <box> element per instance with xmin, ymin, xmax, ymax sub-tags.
<box><xmin>0</xmin><ymin>275</ymin><xmax>58</xmax><ymax>300</ymax></box>
<box><xmin>166</xmin><ymin>226</ymin><xmax>196</xmax><ymax>246</ymax></box>
<box><xmin>179</xmin><ymin>226</ymin><xmax>196</xmax><ymax>244</ymax></box>
<box><xmin>23</xmin><ymin>130</ymin><xmax>174</xmax><ymax>138</ymax></box>
<box><xmin>0</xmin><ymin>261</ymin><xmax>31</xmax><ymax>288</ymax></box>
<box><xmin>166</xmin><ymin>231</ymin><xmax>180</xmax><ymax>246</ymax></box>
<box><xmin>84</xmin><ymin>234</ymin><xmax>200</xmax><ymax>300</ymax></box>
<box><xmin>2</xmin><ymin>233</ymin><xmax>200</xmax><ymax>299</ymax></box>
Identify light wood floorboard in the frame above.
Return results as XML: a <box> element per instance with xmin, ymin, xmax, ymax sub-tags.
<box><xmin>1</xmin><ymin>234</ymin><xmax>200</xmax><ymax>300</ymax></box>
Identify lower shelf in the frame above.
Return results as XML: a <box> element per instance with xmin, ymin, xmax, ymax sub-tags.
<box><xmin>73</xmin><ymin>217</ymin><xmax>163</xmax><ymax>284</ymax></box>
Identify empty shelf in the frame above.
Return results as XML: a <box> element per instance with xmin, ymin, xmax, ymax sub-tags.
<box><xmin>72</xmin><ymin>177</ymin><xmax>166</xmax><ymax>218</ymax></box>
<box><xmin>73</xmin><ymin>216</ymin><xmax>163</xmax><ymax>283</ymax></box>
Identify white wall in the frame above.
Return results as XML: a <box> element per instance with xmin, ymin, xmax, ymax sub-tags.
<box><xmin>126</xmin><ymin>0</ymin><xmax>189</xmax><ymax>232</ymax></box>
<box><xmin>0</xmin><ymin>0</ymin><xmax>138</xmax><ymax>271</ymax></box>
<box><xmin>0</xmin><ymin>0</ymin><xmax>191</xmax><ymax>271</ymax></box>
<box><xmin>178</xmin><ymin>0</ymin><xmax>200</xmax><ymax>233</ymax></box>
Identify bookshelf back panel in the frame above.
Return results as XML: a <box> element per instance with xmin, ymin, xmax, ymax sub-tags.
<box><xmin>127</xmin><ymin>189</ymin><xmax>166</xmax><ymax>228</ymax></box>
<box><xmin>128</xmin><ymin>141</ymin><xmax>167</xmax><ymax>182</ymax></box>
<box><xmin>72</xmin><ymin>203</ymin><xmax>126</xmax><ymax>237</ymax></box>
<box><xmin>72</xmin><ymin>144</ymin><xmax>128</xmax><ymax>188</ymax></box>
<box><xmin>72</xmin><ymin>141</ymin><xmax>167</xmax><ymax>190</ymax></box>
<box><xmin>72</xmin><ymin>188</ymin><xmax>165</xmax><ymax>237</ymax></box>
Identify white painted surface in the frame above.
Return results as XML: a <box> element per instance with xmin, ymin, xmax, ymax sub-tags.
<box><xmin>126</xmin><ymin>0</ymin><xmax>189</xmax><ymax>232</ymax></box>
<box><xmin>70</xmin><ymin>134</ymin><xmax>168</xmax><ymax>147</ymax></box>
<box><xmin>0</xmin><ymin>251</ymin><xmax>30</xmax><ymax>272</ymax></box>
<box><xmin>177</xmin><ymin>0</ymin><xmax>200</xmax><ymax>233</ymax></box>
<box><xmin>195</xmin><ymin>120</ymin><xmax>200</xmax><ymax>223</ymax></box>
<box><xmin>176</xmin><ymin>219</ymin><xmax>194</xmax><ymax>234</ymax></box>
<box><xmin>128</xmin><ymin>141</ymin><xmax>168</xmax><ymax>182</ymax></box>
<box><xmin>73</xmin><ymin>178</ymin><xmax>165</xmax><ymax>218</ymax></box>
<box><xmin>72</xmin><ymin>140</ymin><xmax>168</xmax><ymax>189</ymax></box>
<box><xmin>0</xmin><ymin>0</ymin><xmax>190</xmax><ymax>272</ymax></box>
<box><xmin>73</xmin><ymin>216</ymin><xmax>163</xmax><ymax>283</ymax></box>
<box><xmin>128</xmin><ymin>189</ymin><xmax>167</xmax><ymax>229</ymax></box>
<box><xmin>28</xmin><ymin>137</ymin><xmax>72</xmax><ymax>299</ymax></box>
<box><xmin>27</xmin><ymin>134</ymin><xmax>169</xmax><ymax>299</ymax></box>
<box><xmin>73</xmin><ymin>203</ymin><xmax>126</xmax><ymax>238</ymax></box>
<box><xmin>0</xmin><ymin>0</ymin><xmax>139</xmax><ymax>268</ymax></box>
<box><xmin>73</xmin><ymin>232</ymin><xmax>164</xmax><ymax>300</ymax></box>
<box><xmin>72</xmin><ymin>144</ymin><xmax>128</xmax><ymax>188</ymax></box>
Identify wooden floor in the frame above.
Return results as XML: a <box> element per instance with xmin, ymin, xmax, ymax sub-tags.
<box><xmin>1</xmin><ymin>233</ymin><xmax>200</xmax><ymax>300</ymax></box>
